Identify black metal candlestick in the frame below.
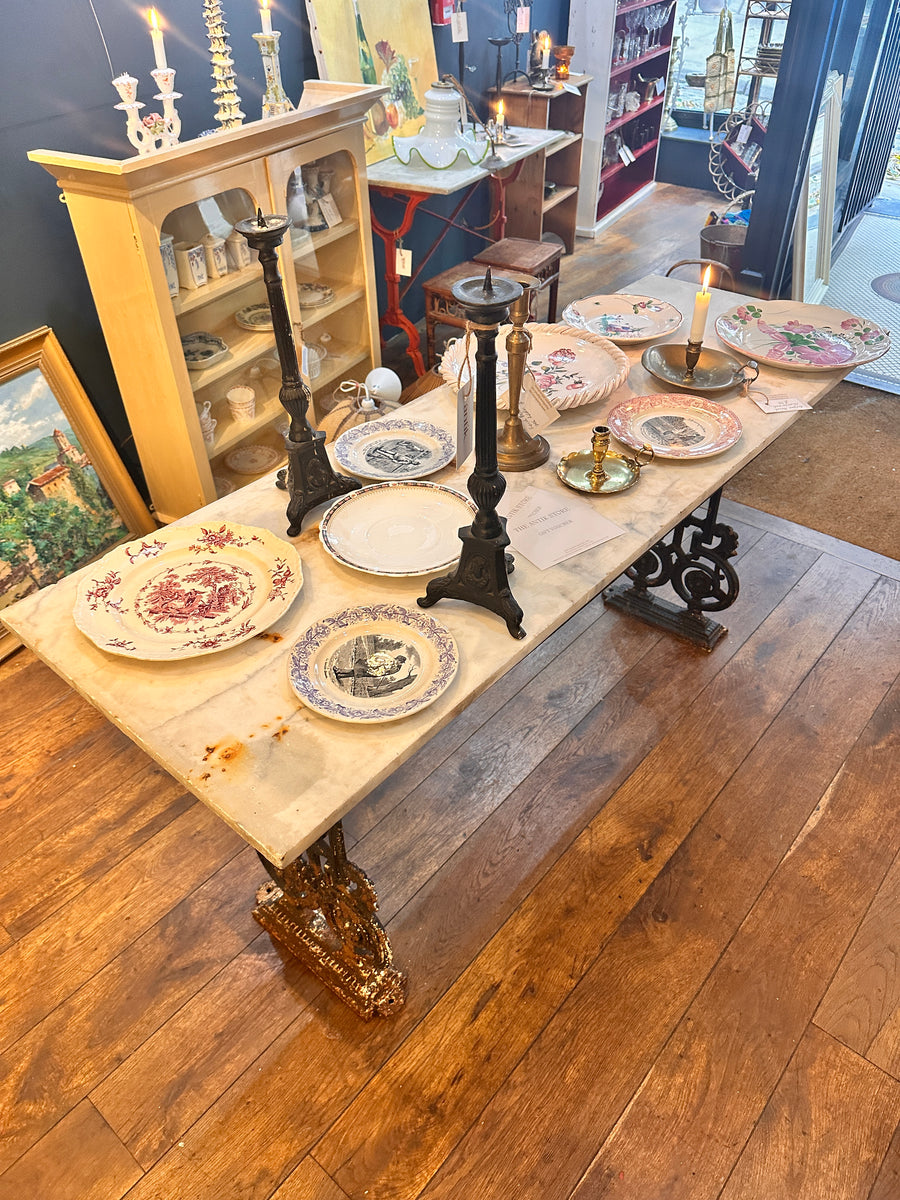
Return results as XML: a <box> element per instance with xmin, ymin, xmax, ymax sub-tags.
<box><xmin>418</xmin><ymin>268</ymin><xmax>525</xmax><ymax>639</ymax></box>
<box><xmin>233</xmin><ymin>209</ymin><xmax>360</xmax><ymax>536</ymax></box>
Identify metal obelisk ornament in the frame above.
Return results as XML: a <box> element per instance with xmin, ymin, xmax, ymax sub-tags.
<box><xmin>233</xmin><ymin>210</ymin><xmax>360</xmax><ymax>535</ymax></box>
<box><xmin>419</xmin><ymin>267</ymin><xmax>525</xmax><ymax>639</ymax></box>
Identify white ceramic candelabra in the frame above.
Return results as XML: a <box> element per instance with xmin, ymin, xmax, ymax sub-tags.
<box><xmin>112</xmin><ymin>70</ymin><xmax>181</xmax><ymax>156</ymax></box>
<box><xmin>253</xmin><ymin>31</ymin><xmax>295</xmax><ymax>119</ymax></box>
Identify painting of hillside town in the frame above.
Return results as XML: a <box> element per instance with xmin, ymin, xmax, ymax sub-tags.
<box><xmin>0</xmin><ymin>365</ymin><xmax>129</xmax><ymax>619</ymax></box>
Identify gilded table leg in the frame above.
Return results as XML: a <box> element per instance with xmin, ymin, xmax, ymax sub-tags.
<box><xmin>253</xmin><ymin>822</ymin><xmax>406</xmax><ymax>1019</ymax></box>
<box><xmin>603</xmin><ymin>489</ymin><xmax>740</xmax><ymax>651</ymax></box>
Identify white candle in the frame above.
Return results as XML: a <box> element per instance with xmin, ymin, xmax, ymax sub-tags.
<box><xmin>497</xmin><ymin>99</ymin><xmax>505</xmax><ymax>129</ymax></box>
<box><xmin>259</xmin><ymin>0</ymin><xmax>273</xmax><ymax>35</ymax></box>
<box><xmin>541</xmin><ymin>36</ymin><xmax>551</xmax><ymax>71</ymax></box>
<box><xmin>689</xmin><ymin>265</ymin><xmax>712</xmax><ymax>343</ymax></box>
<box><xmin>148</xmin><ymin>8</ymin><xmax>167</xmax><ymax>71</ymax></box>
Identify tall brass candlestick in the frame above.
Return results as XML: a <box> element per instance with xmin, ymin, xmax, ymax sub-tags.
<box><xmin>497</xmin><ymin>276</ymin><xmax>550</xmax><ymax>472</ymax></box>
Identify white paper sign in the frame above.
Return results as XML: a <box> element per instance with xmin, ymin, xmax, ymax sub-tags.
<box><xmin>395</xmin><ymin>247</ymin><xmax>413</xmax><ymax>276</ymax></box>
<box><xmin>318</xmin><ymin>194</ymin><xmax>343</xmax><ymax>227</ymax></box>
<box><xmin>562</xmin><ymin>82</ymin><xmax>582</xmax><ymax>95</ymax></box>
<box><xmin>618</xmin><ymin>143</ymin><xmax>636</xmax><ymax>165</ymax></box>
<box><xmin>735</xmin><ymin>122</ymin><xmax>752</xmax><ymax>146</ymax></box>
<box><xmin>456</xmin><ymin>376</ymin><xmax>474</xmax><ymax>466</ymax></box>
<box><xmin>451</xmin><ymin>11</ymin><xmax>468</xmax><ymax>41</ymax></box>
<box><xmin>499</xmin><ymin>486</ymin><xmax>624</xmax><ymax>570</ymax></box>
<box><xmin>750</xmin><ymin>392</ymin><xmax>811</xmax><ymax>413</ymax></box>
<box><xmin>516</xmin><ymin>6</ymin><xmax>530</xmax><ymax>33</ymax></box>
<box><xmin>655</xmin><ymin>76</ymin><xmax>666</xmax><ymax>95</ymax></box>
<box><xmin>517</xmin><ymin>370</ymin><xmax>559</xmax><ymax>436</ymax></box>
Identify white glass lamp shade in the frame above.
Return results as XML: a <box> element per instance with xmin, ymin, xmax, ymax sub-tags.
<box><xmin>392</xmin><ymin>80</ymin><xmax>488</xmax><ymax>169</ymax></box>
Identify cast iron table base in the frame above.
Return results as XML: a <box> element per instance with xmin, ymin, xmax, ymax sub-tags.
<box><xmin>253</xmin><ymin>822</ymin><xmax>406</xmax><ymax>1020</ymax></box>
<box><xmin>603</xmin><ymin>489</ymin><xmax>740</xmax><ymax>651</ymax></box>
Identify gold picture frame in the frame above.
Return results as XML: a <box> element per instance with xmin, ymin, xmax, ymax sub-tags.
<box><xmin>0</xmin><ymin>326</ymin><xmax>155</xmax><ymax>661</ymax></box>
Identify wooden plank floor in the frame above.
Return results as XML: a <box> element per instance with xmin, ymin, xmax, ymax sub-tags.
<box><xmin>3</xmin><ymin>185</ymin><xmax>898</xmax><ymax>1198</ymax></box>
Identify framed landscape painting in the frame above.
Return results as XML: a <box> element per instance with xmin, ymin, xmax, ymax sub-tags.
<box><xmin>0</xmin><ymin>327</ymin><xmax>154</xmax><ymax>660</ymax></box>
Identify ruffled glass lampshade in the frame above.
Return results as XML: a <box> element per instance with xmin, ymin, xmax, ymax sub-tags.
<box><xmin>392</xmin><ymin>80</ymin><xmax>488</xmax><ymax>169</ymax></box>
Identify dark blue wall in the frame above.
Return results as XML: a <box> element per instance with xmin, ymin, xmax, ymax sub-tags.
<box><xmin>0</xmin><ymin>1</ymin><xmax>567</xmax><ymax>494</ymax></box>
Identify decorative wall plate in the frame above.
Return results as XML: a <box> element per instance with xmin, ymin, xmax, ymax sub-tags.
<box><xmin>561</xmin><ymin>294</ymin><xmax>683</xmax><ymax>343</ymax></box>
<box><xmin>73</xmin><ymin>523</ymin><xmax>302</xmax><ymax>660</ymax></box>
<box><xmin>234</xmin><ymin>303</ymin><xmax>274</xmax><ymax>331</ymax></box>
<box><xmin>223</xmin><ymin>444</ymin><xmax>283</xmax><ymax>475</ymax></box>
<box><xmin>297</xmin><ymin>282</ymin><xmax>335</xmax><ymax>308</ymax></box>
<box><xmin>181</xmin><ymin>331</ymin><xmax>229</xmax><ymax>370</ymax></box>
<box><xmin>715</xmin><ymin>301</ymin><xmax>891</xmax><ymax>371</ymax></box>
<box><xmin>288</xmin><ymin>603</ymin><xmax>458</xmax><ymax>723</ymax></box>
<box><xmin>334</xmin><ymin>417</ymin><xmax>455</xmax><ymax>481</ymax></box>
<box><xmin>439</xmin><ymin>323</ymin><xmax>630</xmax><ymax>410</ymax></box>
<box><xmin>606</xmin><ymin>393</ymin><xmax>743</xmax><ymax>459</ymax></box>
<box><xmin>319</xmin><ymin>481</ymin><xmax>474</xmax><ymax>576</ymax></box>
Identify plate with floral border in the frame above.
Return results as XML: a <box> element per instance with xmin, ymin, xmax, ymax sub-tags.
<box><xmin>606</xmin><ymin>393</ymin><xmax>742</xmax><ymax>460</ymax></box>
<box><xmin>334</xmin><ymin>417</ymin><xmax>455</xmax><ymax>480</ymax></box>
<box><xmin>561</xmin><ymin>293</ymin><xmax>683</xmax><ymax>344</ymax></box>
<box><xmin>439</xmin><ymin>322</ymin><xmax>630</xmax><ymax>410</ymax></box>
<box><xmin>715</xmin><ymin>301</ymin><xmax>891</xmax><ymax>371</ymax></box>
<box><xmin>288</xmin><ymin>602</ymin><xmax>459</xmax><ymax>723</ymax></box>
<box><xmin>73</xmin><ymin>522</ymin><xmax>302</xmax><ymax>660</ymax></box>
<box><xmin>319</xmin><ymin>481</ymin><xmax>475</xmax><ymax>576</ymax></box>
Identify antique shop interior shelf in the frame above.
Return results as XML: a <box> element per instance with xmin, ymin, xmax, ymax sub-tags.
<box><xmin>29</xmin><ymin>83</ymin><xmax>384</xmax><ymax>524</ymax></box>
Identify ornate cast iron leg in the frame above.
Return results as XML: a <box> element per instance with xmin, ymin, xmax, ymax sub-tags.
<box><xmin>253</xmin><ymin>822</ymin><xmax>406</xmax><ymax>1020</ymax></box>
<box><xmin>603</xmin><ymin>489</ymin><xmax>740</xmax><ymax>651</ymax></box>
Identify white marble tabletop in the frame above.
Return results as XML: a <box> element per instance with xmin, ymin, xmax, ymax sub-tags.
<box><xmin>366</xmin><ymin>126</ymin><xmax>570</xmax><ymax>196</ymax></box>
<box><xmin>2</xmin><ymin>276</ymin><xmax>851</xmax><ymax>867</ymax></box>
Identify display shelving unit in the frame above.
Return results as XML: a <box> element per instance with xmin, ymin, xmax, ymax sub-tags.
<box><xmin>29</xmin><ymin>83</ymin><xmax>384</xmax><ymax>524</ymax></box>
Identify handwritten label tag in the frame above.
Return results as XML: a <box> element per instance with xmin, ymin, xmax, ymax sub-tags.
<box><xmin>750</xmin><ymin>392</ymin><xmax>812</xmax><ymax>413</ymax></box>
<box><xmin>451</xmin><ymin>11</ymin><xmax>468</xmax><ymax>41</ymax></box>
<box><xmin>318</xmin><ymin>194</ymin><xmax>343</xmax><ymax>227</ymax></box>
<box><xmin>395</xmin><ymin>247</ymin><xmax>413</xmax><ymax>276</ymax></box>
<box><xmin>456</xmin><ymin>376</ymin><xmax>474</xmax><ymax>466</ymax></box>
<box><xmin>518</xmin><ymin>370</ymin><xmax>559</xmax><ymax>436</ymax></box>
<box><xmin>516</xmin><ymin>6</ymin><xmax>530</xmax><ymax>33</ymax></box>
<box><xmin>618</xmin><ymin>143</ymin><xmax>636</xmax><ymax>165</ymax></box>
<box><xmin>735</xmin><ymin>122</ymin><xmax>752</xmax><ymax>146</ymax></box>
<box><xmin>301</xmin><ymin>344</ymin><xmax>309</xmax><ymax>375</ymax></box>
<box><xmin>656</xmin><ymin>76</ymin><xmax>666</xmax><ymax>95</ymax></box>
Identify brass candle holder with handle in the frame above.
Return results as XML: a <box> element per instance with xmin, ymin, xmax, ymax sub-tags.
<box><xmin>557</xmin><ymin>424</ymin><xmax>653</xmax><ymax>495</ymax></box>
<box><xmin>497</xmin><ymin>273</ymin><xmax>550</xmax><ymax>472</ymax></box>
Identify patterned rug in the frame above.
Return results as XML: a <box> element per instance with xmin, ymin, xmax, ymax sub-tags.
<box><xmin>823</xmin><ymin>210</ymin><xmax>900</xmax><ymax>393</ymax></box>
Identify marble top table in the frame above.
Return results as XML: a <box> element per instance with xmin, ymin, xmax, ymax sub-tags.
<box><xmin>2</xmin><ymin>275</ymin><xmax>851</xmax><ymax>871</ymax></box>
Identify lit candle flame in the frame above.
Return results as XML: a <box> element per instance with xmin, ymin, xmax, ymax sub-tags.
<box><xmin>543</xmin><ymin>35</ymin><xmax>551</xmax><ymax>51</ymax></box>
<box><xmin>261</xmin><ymin>0</ymin><xmax>270</xmax><ymax>9</ymax></box>
<box><xmin>702</xmin><ymin>265</ymin><xmax>712</xmax><ymax>293</ymax></box>
<box><xmin>498</xmin><ymin>99</ymin><xmax>504</xmax><ymax>118</ymax></box>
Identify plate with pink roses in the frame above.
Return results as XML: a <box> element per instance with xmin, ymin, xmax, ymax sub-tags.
<box><xmin>715</xmin><ymin>301</ymin><xmax>890</xmax><ymax>372</ymax></box>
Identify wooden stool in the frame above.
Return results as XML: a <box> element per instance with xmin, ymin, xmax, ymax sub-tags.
<box><xmin>472</xmin><ymin>237</ymin><xmax>561</xmax><ymax>323</ymax></box>
<box><xmin>421</xmin><ymin>239</ymin><xmax>563</xmax><ymax>369</ymax></box>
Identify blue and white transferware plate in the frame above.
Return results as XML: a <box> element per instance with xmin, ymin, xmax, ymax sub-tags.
<box><xmin>288</xmin><ymin>603</ymin><xmax>459</xmax><ymax>723</ymax></box>
<box><xmin>234</xmin><ymin>303</ymin><xmax>274</xmax><ymax>331</ymax></box>
<box><xmin>319</xmin><ymin>481</ymin><xmax>474</xmax><ymax>576</ymax></box>
<box><xmin>334</xmin><ymin>417</ymin><xmax>455</xmax><ymax>481</ymax></box>
<box><xmin>561</xmin><ymin>294</ymin><xmax>683</xmax><ymax>344</ymax></box>
<box><xmin>180</xmin><ymin>331</ymin><xmax>229</xmax><ymax>370</ymax></box>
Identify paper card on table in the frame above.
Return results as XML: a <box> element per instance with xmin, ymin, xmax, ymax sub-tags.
<box><xmin>751</xmin><ymin>392</ymin><xmax>811</xmax><ymax>413</ymax></box>
<box><xmin>395</xmin><ymin>247</ymin><xmax>413</xmax><ymax>276</ymax></box>
<box><xmin>499</xmin><ymin>486</ymin><xmax>624</xmax><ymax>570</ymax></box>
<box><xmin>562</xmin><ymin>82</ymin><xmax>582</xmax><ymax>95</ymax></box>
<box><xmin>318</xmin><ymin>194</ymin><xmax>343</xmax><ymax>227</ymax></box>
<box><xmin>518</xmin><ymin>369</ymin><xmax>559</xmax><ymax>436</ymax></box>
<box><xmin>456</xmin><ymin>376</ymin><xmax>474</xmax><ymax>466</ymax></box>
<box><xmin>451</xmin><ymin>11</ymin><xmax>468</xmax><ymax>41</ymax></box>
<box><xmin>516</xmin><ymin>6</ymin><xmax>530</xmax><ymax>33</ymax></box>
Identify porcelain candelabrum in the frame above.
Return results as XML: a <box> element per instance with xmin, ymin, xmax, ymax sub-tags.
<box><xmin>253</xmin><ymin>31</ymin><xmax>295</xmax><ymax>118</ymax></box>
<box><xmin>112</xmin><ymin>71</ymin><xmax>181</xmax><ymax>156</ymax></box>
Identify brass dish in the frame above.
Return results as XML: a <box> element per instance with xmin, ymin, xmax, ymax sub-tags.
<box><xmin>557</xmin><ymin>425</ymin><xmax>653</xmax><ymax>495</ymax></box>
<box><xmin>642</xmin><ymin>343</ymin><xmax>759</xmax><ymax>393</ymax></box>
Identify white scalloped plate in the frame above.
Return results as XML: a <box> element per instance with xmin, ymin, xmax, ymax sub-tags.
<box><xmin>439</xmin><ymin>323</ymin><xmax>630</xmax><ymax>410</ymax></box>
<box><xmin>562</xmin><ymin>293</ymin><xmax>683</xmax><ymax>343</ymax></box>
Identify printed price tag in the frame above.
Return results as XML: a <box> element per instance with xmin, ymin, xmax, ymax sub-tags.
<box><xmin>618</xmin><ymin>143</ymin><xmax>636</xmax><ymax>165</ymax></box>
<box><xmin>318</xmin><ymin>194</ymin><xmax>343</xmax><ymax>227</ymax></box>
<box><xmin>516</xmin><ymin>6</ymin><xmax>530</xmax><ymax>33</ymax></box>
<box><xmin>456</xmin><ymin>375</ymin><xmax>474</xmax><ymax>466</ymax></box>
<box><xmin>395</xmin><ymin>246</ymin><xmax>413</xmax><ymax>276</ymax></box>
<box><xmin>735</xmin><ymin>122</ymin><xmax>752</xmax><ymax>146</ymax></box>
<box><xmin>451</xmin><ymin>11</ymin><xmax>468</xmax><ymax>41</ymax></box>
<box><xmin>518</xmin><ymin>370</ymin><xmax>559</xmax><ymax>436</ymax></box>
<box><xmin>301</xmin><ymin>344</ymin><xmax>309</xmax><ymax>375</ymax></box>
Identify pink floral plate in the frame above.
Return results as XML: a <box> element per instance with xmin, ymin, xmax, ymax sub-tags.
<box><xmin>438</xmin><ymin>323</ymin><xmax>630</xmax><ymax>410</ymax></box>
<box><xmin>73</xmin><ymin>522</ymin><xmax>303</xmax><ymax>660</ymax></box>
<box><xmin>606</xmin><ymin>393</ymin><xmax>742</xmax><ymax>460</ymax></box>
<box><xmin>715</xmin><ymin>301</ymin><xmax>890</xmax><ymax>372</ymax></box>
<box><xmin>561</xmin><ymin>293</ymin><xmax>683</xmax><ymax>344</ymax></box>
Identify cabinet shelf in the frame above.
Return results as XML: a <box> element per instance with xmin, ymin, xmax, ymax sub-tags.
<box><xmin>545</xmin><ymin>132</ymin><xmax>582</xmax><ymax>158</ymax></box>
<box><xmin>291</xmin><ymin>218</ymin><xmax>360</xmax><ymax>260</ymax></box>
<box><xmin>297</xmin><ymin>283</ymin><xmax>367</xmax><ymax>329</ymax></box>
<box><xmin>606</xmin><ymin>93</ymin><xmax>665</xmax><ymax>135</ymax></box>
<box><xmin>542</xmin><ymin>184</ymin><xmax>578</xmax><ymax>213</ymax></box>
<box><xmin>601</xmin><ymin>138</ymin><xmax>659</xmax><ymax>183</ymax></box>
<box><xmin>609</xmin><ymin>44</ymin><xmax>672</xmax><ymax>82</ymax></box>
